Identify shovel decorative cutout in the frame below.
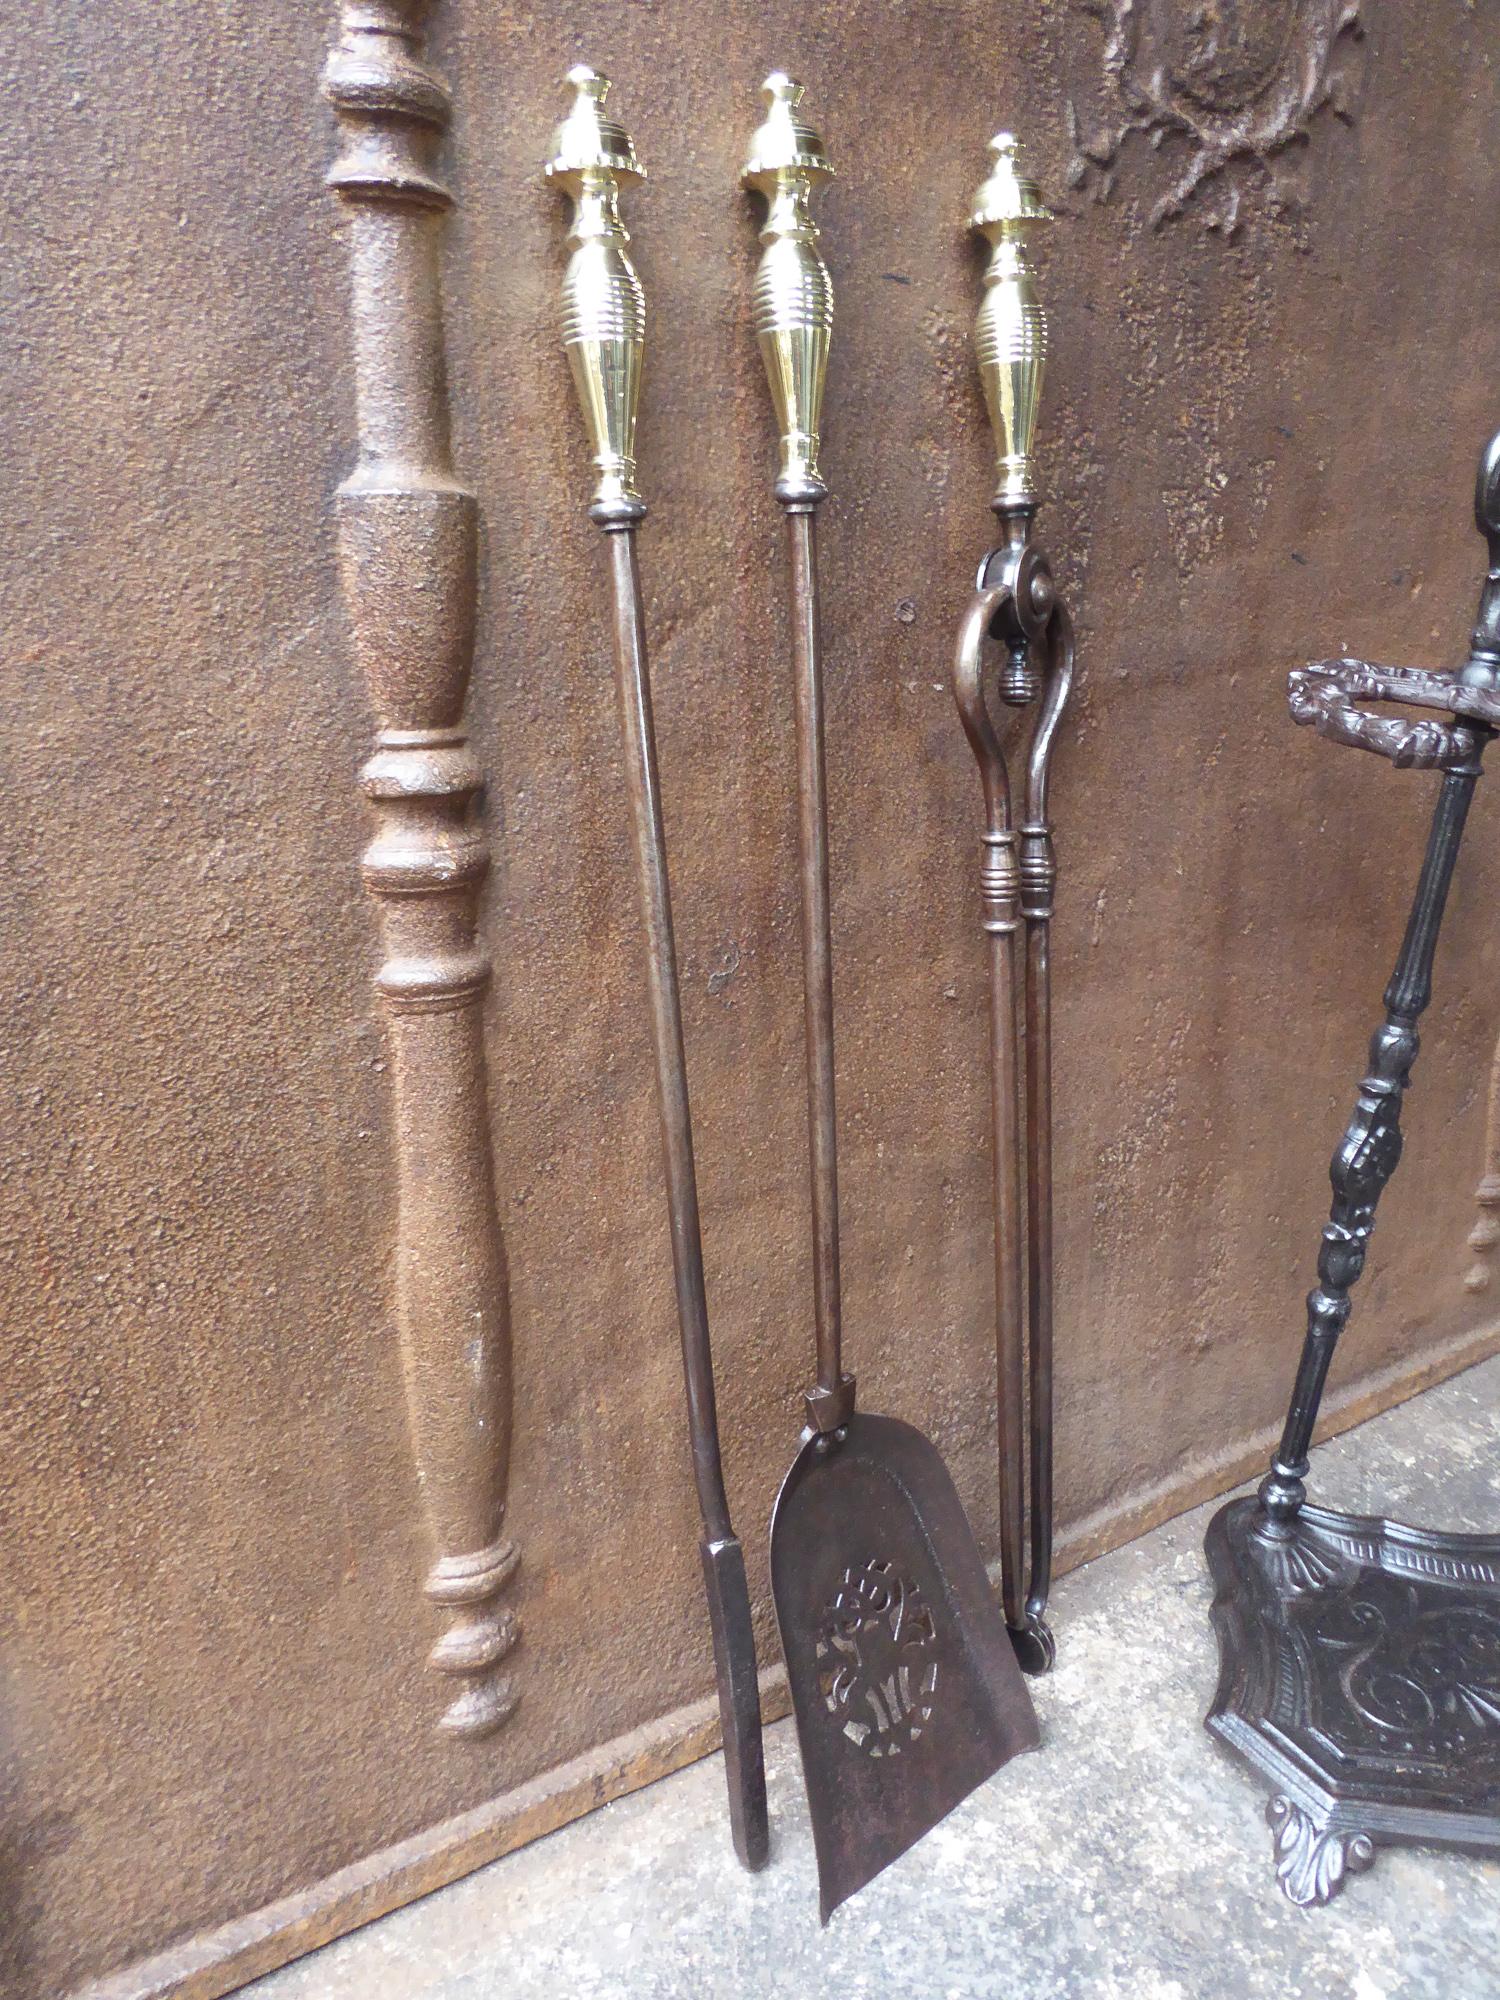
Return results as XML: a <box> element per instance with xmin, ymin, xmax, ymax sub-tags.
<box><xmin>741</xmin><ymin>74</ymin><xmax>1039</xmax><ymax>1923</ymax></box>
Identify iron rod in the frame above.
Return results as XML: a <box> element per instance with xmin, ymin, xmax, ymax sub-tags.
<box><xmin>600</xmin><ymin>518</ymin><xmax>768</xmax><ymax>1871</ymax></box>
<box><xmin>987</xmin><ymin>905</ymin><xmax>1026</xmax><ymax>1631</ymax></box>
<box><xmin>1022</xmin><ymin>917</ymin><xmax>1053</xmax><ymax>1626</ymax></box>
<box><xmin>1016</xmin><ymin>602</ymin><xmax>1072</xmax><ymax>1652</ymax></box>
<box><xmin>786</xmin><ymin>507</ymin><xmax>844</xmax><ymax>1403</ymax></box>
<box><xmin>606</xmin><ymin>527</ymin><xmax>736</xmax><ymax>1542</ymax></box>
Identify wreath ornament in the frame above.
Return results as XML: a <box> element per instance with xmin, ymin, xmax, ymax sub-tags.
<box><xmin>1068</xmin><ymin>0</ymin><xmax>1364</xmax><ymax>233</ymax></box>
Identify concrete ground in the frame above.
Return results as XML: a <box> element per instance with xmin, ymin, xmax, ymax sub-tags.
<box><xmin>251</xmin><ymin>1359</ymin><xmax>1500</xmax><ymax>2000</ymax></box>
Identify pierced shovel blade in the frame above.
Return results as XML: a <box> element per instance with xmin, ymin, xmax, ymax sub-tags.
<box><xmin>771</xmin><ymin>1412</ymin><xmax>1039</xmax><ymax>1921</ymax></box>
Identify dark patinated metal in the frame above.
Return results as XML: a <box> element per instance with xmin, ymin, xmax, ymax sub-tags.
<box><xmin>1207</xmin><ymin>1500</ymin><xmax>1500</xmax><ymax>1905</ymax></box>
<box><xmin>1205</xmin><ymin>429</ymin><xmax>1500</xmax><ymax>1903</ymax></box>
<box><xmin>772</xmin><ymin>1413</ymin><xmax>1042</xmax><ymax>1920</ymax></box>
<box><xmin>769</xmin><ymin>484</ymin><xmax>1039</xmax><ymax>1922</ymax></box>
<box><xmin>603</xmin><ymin>524</ymin><xmax>768</xmax><ymax>1875</ymax></box>
<box><xmin>952</xmin><ymin>130</ymin><xmax>1072</xmax><ymax>1676</ymax></box>
<box><xmin>955</xmin><ymin>538</ymin><xmax>1074</xmax><ymax>1677</ymax></box>
<box><xmin>744</xmin><ymin>76</ymin><xmax>1038</xmax><ymax>1922</ymax></box>
<box><xmin>549</xmin><ymin>69</ymin><xmax>768</xmax><ymax>1874</ymax></box>
<box><xmin>324</xmin><ymin>0</ymin><xmax>521</xmax><ymax>1743</ymax></box>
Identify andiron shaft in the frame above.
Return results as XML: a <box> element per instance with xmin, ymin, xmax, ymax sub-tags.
<box><xmin>1259</xmin><ymin>761</ymin><xmax>1487</xmax><ymax>1532</ymax></box>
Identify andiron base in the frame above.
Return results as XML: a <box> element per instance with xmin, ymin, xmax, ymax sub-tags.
<box><xmin>1205</xmin><ymin>1494</ymin><xmax>1500</xmax><ymax>1905</ymax></box>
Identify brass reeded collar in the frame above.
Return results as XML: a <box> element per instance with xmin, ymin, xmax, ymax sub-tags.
<box><xmin>546</xmin><ymin>66</ymin><xmax>648</xmax><ymax>522</ymax></box>
<box><xmin>739</xmin><ymin>73</ymin><xmax>835</xmax><ymax>506</ymax></box>
<box><xmin>968</xmin><ymin>131</ymin><xmax>1052</xmax><ymax>516</ymax></box>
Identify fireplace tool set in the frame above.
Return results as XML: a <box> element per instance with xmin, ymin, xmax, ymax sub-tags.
<box><xmin>1204</xmin><ymin>436</ymin><xmax>1500</xmax><ymax>1904</ymax></box>
<box><xmin>549</xmin><ymin>69</ymin><xmax>1063</xmax><ymax>1915</ymax></box>
<box><xmin>319</xmin><ymin>4</ymin><xmax>1500</xmax><ymax>1924</ymax></box>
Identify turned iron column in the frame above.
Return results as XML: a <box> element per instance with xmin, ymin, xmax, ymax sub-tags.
<box><xmin>1257</xmin><ymin>441</ymin><xmax>1500</xmax><ymax>1533</ymax></box>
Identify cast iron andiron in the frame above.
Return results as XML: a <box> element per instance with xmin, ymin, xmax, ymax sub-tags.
<box><xmin>547</xmin><ymin>68</ymin><xmax>769</xmax><ymax>1874</ymax></box>
<box><xmin>952</xmin><ymin>133</ymin><xmax>1074</xmax><ymax>1675</ymax></box>
<box><xmin>1205</xmin><ymin>430</ymin><xmax>1500</xmax><ymax>1906</ymax></box>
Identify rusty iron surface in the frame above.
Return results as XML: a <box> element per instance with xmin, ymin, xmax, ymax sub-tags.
<box><xmin>4</xmin><ymin>3</ymin><xmax>1500</xmax><ymax>1995</ymax></box>
<box><xmin>323</xmin><ymin>0</ymin><xmax>521</xmax><ymax>1746</ymax></box>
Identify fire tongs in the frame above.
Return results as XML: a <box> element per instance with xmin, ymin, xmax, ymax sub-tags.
<box><xmin>951</xmin><ymin>133</ymin><xmax>1073</xmax><ymax>1674</ymax></box>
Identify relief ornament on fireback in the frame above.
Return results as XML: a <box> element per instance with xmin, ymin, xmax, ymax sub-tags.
<box><xmin>1068</xmin><ymin>0</ymin><xmax>1364</xmax><ymax>234</ymax></box>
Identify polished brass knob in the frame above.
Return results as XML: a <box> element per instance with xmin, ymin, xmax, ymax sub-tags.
<box><xmin>545</xmin><ymin>65</ymin><xmax>646</xmax><ymax>520</ymax></box>
<box><xmin>969</xmin><ymin>131</ymin><xmax>1051</xmax><ymax>515</ymax></box>
<box><xmin>740</xmin><ymin>72</ymin><xmax>834</xmax><ymax>505</ymax></box>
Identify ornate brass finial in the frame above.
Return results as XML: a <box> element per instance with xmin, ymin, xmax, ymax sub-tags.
<box><xmin>740</xmin><ymin>73</ymin><xmax>835</xmax><ymax>504</ymax></box>
<box><xmin>969</xmin><ymin>131</ymin><xmax>1051</xmax><ymax>515</ymax></box>
<box><xmin>546</xmin><ymin>66</ymin><xmax>647</xmax><ymax>521</ymax></box>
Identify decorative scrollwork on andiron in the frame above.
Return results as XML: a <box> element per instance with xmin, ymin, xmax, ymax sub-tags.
<box><xmin>1311</xmin><ymin>1571</ymin><xmax>1500</xmax><ymax>1750</ymax></box>
<box><xmin>1266</xmin><ymin>1798</ymin><xmax>1374</xmax><ymax>1908</ymax></box>
<box><xmin>816</xmin><ymin>1559</ymin><xmax>940</xmax><ymax>1757</ymax></box>
<box><xmin>1209</xmin><ymin>1495</ymin><xmax>1500</xmax><ymax>1904</ymax></box>
<box><xmin>1249</xmin><ymin>1528</ymin><xmax>1343</xmax><ymax>1598</ymax></box>
<box><xmin>1288</xmin><ymin>660</ymin><xmax>1480</xmax><ymax>770</ymax></box>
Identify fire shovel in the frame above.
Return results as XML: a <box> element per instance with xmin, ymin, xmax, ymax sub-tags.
<box><xmin>741</xmin><ymin>73</ymin><xmax>1039</xmax><ymax>1923</ymax></box>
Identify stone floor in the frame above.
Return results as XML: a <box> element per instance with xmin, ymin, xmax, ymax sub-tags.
<box><xmin>251</xmin><ymin>1360</ymin><xmax>1500</xmax><ymax>2000</ymax></box>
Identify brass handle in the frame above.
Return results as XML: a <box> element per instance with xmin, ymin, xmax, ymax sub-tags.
<box><xmin>740</xmin><ymin>72</ymin><xmax>834</xmax><ymax>505</ymax></box>
<box><xmin>969</xmin><ymin>132</ymin><xmax>1051</xmax><ymax>516</ymax></box>
<box><xmin>545</xmin><ymin>65</ymin><xmax>647</xmax><ymax>522</ymax></box>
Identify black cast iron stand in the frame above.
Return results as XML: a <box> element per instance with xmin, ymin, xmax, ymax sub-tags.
<box><xmin>1205</xmin><ymin>432</ymin><xmax>1500</xmax><ymax>1906</ymax></box>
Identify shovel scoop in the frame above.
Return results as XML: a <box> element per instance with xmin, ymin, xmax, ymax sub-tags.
<box><xmin>773</xmin><ymin>1412</ymin><xmax>1040</xmax><ymax>1919</ymax></box>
